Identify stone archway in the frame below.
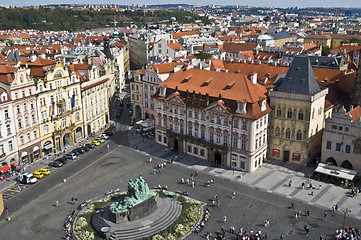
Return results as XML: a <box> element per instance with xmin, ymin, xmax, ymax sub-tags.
<box><xmin>76</xmin><ymin>127</ymin><xmax>82</xmax><ymax>139</ymax></box>
<box><xmin>325</xmin><ymin>157</ymin><xmax>337</xmax><ymax>166</ymax></box>
<box><xmin>341</xmin><ymin>160</ymin><xmax>353</xmax><ymax>170</ymax></box>
<box><xmin>87</xmin><ymin>125</ymin><xmax>92</xmax><ymax>137</ymax></box>
<box><xmin>105</xmin><ymin>114</ymin><xmax>109</xmax><ymax>124</ymax></box>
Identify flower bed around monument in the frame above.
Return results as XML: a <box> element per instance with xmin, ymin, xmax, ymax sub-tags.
<box><xmin>73</xmin><ymin>190</ymin><xmax>203</xmax><ymax>240</ymax></box>
<box><xmin>74</xmin><ymin>192</ymin><xmax>125</xmax><ymax>240</ymax></box>
<box><xmin>150</xmin><ymin>191</ymin><xmax>204</xmax><ymax>240</ymax></box>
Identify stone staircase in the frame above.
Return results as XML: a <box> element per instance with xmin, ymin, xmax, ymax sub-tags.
<box><xmin>109</xmin><ymin>199</ymin><xmax>182</xmax><ymax>240</ymax></box>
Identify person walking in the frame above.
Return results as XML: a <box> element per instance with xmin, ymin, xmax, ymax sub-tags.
<box><xmin>291</xmin><ymin>202</ymin><xmax>295</xmax><ymax>209</ymax></box>
<box><xmin>55</xmin><ymin>200</ymin><xmax>59</xmax><ymax>207</ymax></box>
<box><xmin>232</xmin><ymin>192</ymin><xmax>236</xmax><ymax>199</ymax></box>
<box><xmin>324</xmin><ymin>212</ymin><xmax>327</xmax><ymax>221</ymax></box>
<box><xmin>223</xmin><ymin>216</ymin><xmax>227</xmax><ymax>223</ymax></box>
<box><xmin>289</xmin><ymin>180</ymin><xmax>292</xmax><ymax>187</ymax></box>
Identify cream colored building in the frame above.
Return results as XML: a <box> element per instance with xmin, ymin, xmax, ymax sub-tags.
<box><xmin>34</xmin><ymin>60</ymin><xmax>83</xmax><ymax>155</ymax></box>
<box><xmin>130</xmin><ymin>69</ymin><xmax>145</xmax><ymax>120</ymax></box>
<box><xmin>268</xmin><ymin>56</ymin><xmax>328</xmax><ymax>165</ymax></box>
<box><xmin>321</xmin><ymin>106</ymin><xmax>361</xmax><ymax>172</ymax></box>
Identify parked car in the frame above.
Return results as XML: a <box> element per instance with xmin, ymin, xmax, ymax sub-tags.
<box><xmin>37</xmin><ymin>169</ymin><xmax>50</xmax><ymax>175</ymax></box>
<box><xmin>75</xmin><ymin>147</ymin><xmax>85</xmax><ymax>154</ymax></box>
<box><xmin>95</xmin><ymin>137</ymin><xmax>104</xmax><ymax>143</ymax></box>
<box><xmin>55</xmin><ymin>157</ymin><xmax>67</xmax><ymax>164</ymax></box>
<box><xmin>100</xmin><ymin>133</ymin><xmax>109</xmax><ymax>139</ymax></box>
<box><xmin>81</xmin><ymin>145</ymin><xmax>90</xmax><ymax>152</ymax></box>
<box><xmin>71</xmin><ymin>149</ymin><xmax>80</xmax><ymax>156</ymax></box>
<box><xmin>65</xmin><ymin>152</ymin><xmax>78</xmax><ymax>160</ymax></box>
<box><xmin>18</xmin><ymin>173</ymin><xmax>37</xmax><ymax>184</ymax></box>
<box><xmin>91</xmin><ymin>140</ymin><xmax>100</xmax><ymax>146</ymax></box>
<box><xmin>85</xmin><ymin>143</ymin><xmax>95</xmax><ymax>149</ymax></box>
<box><xmin>32</xmin><ymin>171</ymin><xmax>44</xmax><ymax>179</ymax></box>
<box><xmin>49</xmin><ymin>161</ymin><xmax>63</xmax><ymax>168</ymax></box>
<box><xmin>104</xmin><ymin>130</ymin><xmax>113</xmax><ymax>136</ymax></box>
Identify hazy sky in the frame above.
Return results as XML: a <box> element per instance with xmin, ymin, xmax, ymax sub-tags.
<box><xmin>1</xmin><ymin>0</ymin><xmax>361</xmax><ymax>8</ymax></box>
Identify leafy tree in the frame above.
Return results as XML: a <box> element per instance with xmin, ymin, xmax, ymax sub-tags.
<box><xmin>195</xmin><ymin>51</ymin><xmax>212</xmax><ymax>60</ymax></box>
<box><xmin>350</xmin><ymin>38</ymin><xmax>361</xmax><ymax>43</ymax></box>
<box><xmin>322</xmin><ymin>46</ymin><xmax>331</xmax><ymax>56</ymax></box>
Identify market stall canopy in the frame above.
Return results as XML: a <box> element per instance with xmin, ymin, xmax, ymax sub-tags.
<box><xmin>0</xmin><ymin>165</ymin><xmax>11</xmax><ymax>173</ymax></box>
<box><xmin>315</xmin><ymin>163</ymin><xmax>357</xmax><ymax>181</ymax></box>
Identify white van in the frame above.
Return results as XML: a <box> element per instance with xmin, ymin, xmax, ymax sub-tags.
<box><xmin>18</xmin><ymin>173</ymin><xmax>38</xmax><ymax>184</ymax></box>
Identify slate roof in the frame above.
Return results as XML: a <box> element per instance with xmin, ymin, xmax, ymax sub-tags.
<box><xmin>275</xmin><ymin>56</ymin><xmax>321</xmax><ymax>95</ymax></box>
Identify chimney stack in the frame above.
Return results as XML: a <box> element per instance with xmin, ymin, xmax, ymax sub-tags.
<box><xmin>250</xmin><ymin>72</ymin><xmax>258</xmax><ymax>84</ymax></box>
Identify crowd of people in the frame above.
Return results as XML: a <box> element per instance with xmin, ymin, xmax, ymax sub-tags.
<box><xmin>333</xmin><ymin>227</ymin><xmax>361</xmax><ymax>240</ymax></box>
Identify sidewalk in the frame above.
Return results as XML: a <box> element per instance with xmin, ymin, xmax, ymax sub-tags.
<box><xmin>126</xmin><ymin>127</ymin><xmax>361</xmax><ymax>220</ymax></box>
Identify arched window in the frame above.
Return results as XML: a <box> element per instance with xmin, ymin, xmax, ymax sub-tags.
<box><xmin>285</xmin><ymin>128</ymin><xmax>291</xmax><ymax>139</ymax></box>
<box><xmin>43</xmin><ymin>124</ymin><xmax>49</xmax><ymax>135</ymax></box>
<box><xmin>287</xmin><ymin>108</ymin><xmax>292</xmax><ymax>119</ymax></box>
<box><xmin>298</xmin><ymin>110</ymin><xmax>304</xmax><ymax>120</ymax></box>
<box><xmin>296</xmin><ymin>130</ymin><xmax>302</xmax><ymax>140</ymax></box>
<box><xmin>276</xmin><ymin>108</ymin><xmax>282</xmax><ymax>117</ymax></box>
<box><xmin>275</xmin><ymin>127</ymin><xmax>280</xmax><ymax>137</ymax></box>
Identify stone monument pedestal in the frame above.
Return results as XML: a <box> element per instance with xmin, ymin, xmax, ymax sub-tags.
<box><xmin>109</xmin><ymin>194</ymin><xmax>158</xmax><ymax>223</ymax></box>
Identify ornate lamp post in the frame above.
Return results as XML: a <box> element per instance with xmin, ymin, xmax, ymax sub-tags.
<box><xmin>341</xmin><ymin>207</ymin><xmax>351</xmax><ymax>231</ymax></box>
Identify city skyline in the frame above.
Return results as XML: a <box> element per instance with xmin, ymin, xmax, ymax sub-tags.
<box><xmin>1</xmin><ymin>0</ymin><xmax>361</xmax><ymax>9</ymax></box>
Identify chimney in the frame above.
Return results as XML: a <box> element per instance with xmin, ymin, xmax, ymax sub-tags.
<box><xmin>250</xmin><ymin>72</ymin><xmax>258</xmax><ymax>84</ymax></box>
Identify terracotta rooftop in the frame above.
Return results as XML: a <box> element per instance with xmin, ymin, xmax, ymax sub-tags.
<box><xmin>153</xmin><ymin>62</ymin><xmax>185</xmax><ymax>74</ymax></box>
<box><xmin>172</xmin><ymin>31</ymin><xmax>200</xmax><ymax>39</ymax></box>
<box><xmin>348</xmin><ymin>106</ymin><xmax>361</xmax><ymax>122</ymax></box>
<box><xmin>223</xmin><ymin>42</ymin><xmax>258</xmax><ymax>53</ymax></box>
<box><xmin>166</xmin><ymin>40</ymin><xmax>185</xmax><ymax>51</ymax></box>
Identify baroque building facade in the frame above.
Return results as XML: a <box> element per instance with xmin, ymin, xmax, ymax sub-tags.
<box><xmin>154</xmin><ymin>68</ymin><xmax>271</xmax><ymax>172</ymax></box>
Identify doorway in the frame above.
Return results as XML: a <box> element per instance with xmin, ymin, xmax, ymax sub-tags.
<box><xmin>283</xmin><ymin>150</ymin><xmax>290</xmax><ymax>162</ymax></box>
<box><xmin>215</xmin><ymin>151</ymin><xmax>222</xmax><ymax>165</ymax></box>
<box><xmin>174</xmin><ymin>139</ymin><xmax>179</xmax><ymax>152</ymax></box>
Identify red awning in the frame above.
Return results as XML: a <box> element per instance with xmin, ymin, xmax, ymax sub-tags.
<box><xmin>11</xmin><ymin>162</ymin><xmax>19</xmax><ymax>167</ymax></box>
<box><xmin>0</xmin><ymin>165</ymin><xmax>11</xmax><ymax>173</ymax></box>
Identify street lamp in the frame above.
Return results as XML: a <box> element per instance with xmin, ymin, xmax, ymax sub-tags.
<box><xmin>341</xmin><ymin>207</ymin><xmax>351</xmax><ymax>231</ymax></box>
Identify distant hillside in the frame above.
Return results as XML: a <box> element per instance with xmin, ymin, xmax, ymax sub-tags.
<box><xmin>0</xmin><ymin>7</ymin><xmax>208</xmax><ymax>31</ymax></box>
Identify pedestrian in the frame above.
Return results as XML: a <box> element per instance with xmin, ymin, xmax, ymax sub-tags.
<box><xmin>232</xmin><ymin>192</ymin><xmax>236</xmax><ymax>199</ymax></box>
<box><xmin>153</xmin><ymin>169</ymin><xmax>156</xmax><ymax>175</ymax></box>
<box><xmin>301</xmin><ymin>182</ymin><xmax>305</xmax><ymax>189</ymax></box>
<box><xmin>75</xmin><ymin>198</ymin><xmax>78</xmax><ymax>204</ymax></box>
<box><xmin>212</xmin><ymin>200</ymin><xmax>215</xmax><ymax>207</ymax></box>
<box><xmin>71</xmin><ymin>197</ymin><xmax>74</xmax><ymax>204</ymax></box>
<box><xmin>55</xmin><ymin>200</ymin><xmax>59</xmax><ymax>207</ymax></box>
<box><xmin>230</xmin><ymin>225</ymin><xmax>235</xmax><ymax>234</ymax></box>
<box><xmin>195</xmin><ymin>170</ymin><xmax>198</xmax><ymax>177</ymax></box>
<box><xmin>291</xmin><ymin>202</ymin><xmax>295</xmax><ymax>209</ymax></box>
<box><xmin>192</xmin><ymin>181</ymin><xmax>195</xmax><ymax>188</ymax></box>
<box><xmin>214</xmin><ymin>195</ymin><xmax>218</xmax><ymax>201</ymax></box>
<box><xmin>335</xmin><ymin>204</ymin><xmax>338</xmax><ymax>211</ymax></box>
<box><xmin>324</xmin><ymin>212</ymin><xmax>327</xmax><ymax>220</ymax></box>
<box><xmin>289</xmin><ymin>179</ymin><xmax>292</xmax><ymax>187</ymax></box>
<box><xmin>319</xmin><ymin>184</ymin><xmax>322</xmax><ymax>190</ymax></box>
<box><xmin>149</xmin><ymin>157</ymin><xmax>152</xmax><ymax>163</ymax></box>
<box><xmin>295</xmin><ymin>212</ymin><xmax>299</xmax><ymax>219</ymax></box>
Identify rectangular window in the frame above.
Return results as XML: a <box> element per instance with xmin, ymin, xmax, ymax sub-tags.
<box><xmin>188</xmin><ymin>109</ymin><xmax>192</xmax><ymax>118</ymax></box>
<box><xmin>193</xmin><ymin>147</ymin><xmax>198</xmax><ymax>155</ymax></box>
<box><xmin>326</xmin><ymin>141</ymin><xmax>332</xmax><ymax>150</ymax></box>
<box><xmin>175</xmin><ymin>123</ymin><xmax>179</xmax><ymax>133</ymax></box>
<box><xmin>256</xmin><ymin>120</ymin><xmax>259</xmax><ymax>129</ymax></box>
<box><xmin>188</xmin><ymin>126</ymin><xmax>192</xmax><ymax>135</ymax></box>
<box><xmin>216</xmin><ymin>134</ymin><xmax>221</xmax><ymax>145</ymax></box>
<box><xmin>233</xmin><ymin>119</ymin><xmax>239</xmax><ymax>128</ymax></box>
<box><xmin>200</xmin><ymin>149</ymin><xmax>205</xmax><ymax>157</ymax></box>
<box><xmin>345</xmin><ymin>145</ymin><xmax>351</xmax><ymax>154</ymax></box>
<box><xmin>240</xmin><ymin>161</ymin><xmax>245</xmax><ymax>169</ymax></box>
<box><xmin>194</xmin><ymin>128</ymin><xmax>199</xmax><ymax>138</ymax></box>
<box><xmin>210</xmin><ymin>132</ymin><xmax>214</xmax><ymax>142</ymax></box>
<box><xmin>336</xmin><ymin>143</ymin><xmax>341</xmax><ymax>152</ymax></box>
<box><xmin>255</xmin><ymin>139</ymin><xmax>258</xmax><ymax>149</ymax></box>
<box><xmin>223</xmin><ymin>135</ymin><xmax>228</xmax><ymax>146</ymax></box>
<box><xmin>233</xmin><ymin>137</ymin><xmax>238</xmax><ymax>148</ymax></box>
<box><xmin>4</xmin><ymin>109</ymin><xmax>9</xmax><ymax>119</ymax></box>
<box><xmin>194</xmin><ymin>111</ymin><xmax>199</xmax><ymax>119</ymax></box>
<box><xmin>180</xmin><ymin>124</ymin><xmax>184</xmax><ymax>134</ymax></box>
<box><xmin>20</xmin><ymin>136</ymin><xmax>24</xmax><ymax>145</ymax></box>
<box><xmin>34</xmin><ymin>131</ymin><xmax>37</xmax><ymax>139</ymax></box>
<box><xmin>242</xmin><ymin>120</ymin><xmax>247</xmax><ymax>130</ymax></box>
<box><xmin>241</xmin><ymin>139</ymin><xmax>246</xmax><ymax>150</ymax></box>
<box><xmin>8</xmin><ymin>140</ymin><xmax>13</xmax><ymax>151</ymax></box>
<box><xmin>201</xmin><ymin>113</ymin><xmax>205</xmax><ymax>121</ymax></box>
<box><xmin>201</xmin><ymin>129</ymin><xmax>205</xmax><ymax>139</ymax></box>
<box><xmin>158</xmin><ymin>134</ymin><xmax>162</xmax><ymax>142</ymax></box>
<box><xmin>163</xmin><ymin>136</ymin><xmax>167</xmax><ymax>144</ymax></box>
<box><xmin>224</xmin><ymin>118</ymin><xmax>229</xmax><ymax>126</ymax></box>
<box><xmin>188</xmin><ymin>145</ymin><xmax>191</xmax><ymax>152</ymax></box>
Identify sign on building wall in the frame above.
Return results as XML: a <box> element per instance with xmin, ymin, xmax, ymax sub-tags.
<box><xmin>292</xmin><ymin>153</ymin><xmax>301</xmax><ymax>161</ymax></box>
<box><xmin>272</xmin><ymin>149</ymin><xmax>280</xmax><ymax>157</ymax></box>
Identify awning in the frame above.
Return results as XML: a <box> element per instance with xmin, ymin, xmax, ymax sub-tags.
<box><xmin>315</xmin><ymin>163</ymin><xmax>358</xmax><ymax>181</ymax></box>
<box><xmin>0</xmin><ymin>165</ymin><xmax>11</xmax><ymax>173</ymax></box>
<box><xmin>33</xmin><ymin>146</ymin><xmax>40</xmax><ymax>152</ymax></box>
<box><xmin>21</xmin><ymin>151</ymin><xmax>28</xmax><ymax>157</ymax></box>
<box><xmin>11</xmin><ymin>162</ymin><xmax>19</xmax><ymax>167</ymax></box>
<box><xmin>44</xmin><ymin>144</ymin><xmax>54</xmax><ymax>150</ymax></box>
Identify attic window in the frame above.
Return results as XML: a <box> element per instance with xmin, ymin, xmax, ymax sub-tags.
<box><xmin>202</xmin><ymin>79</ymin><xmax>212</xmax><ymax>86</ymax></box>
<box><xmin>224</xmin><ymin>82</ymin><xmax>236</xmax><ymax>90</ymax></box>
<box><xmin>182</xmin><ymin>77</ymin><xmax>191</xmax><ymax>83</ymax></box>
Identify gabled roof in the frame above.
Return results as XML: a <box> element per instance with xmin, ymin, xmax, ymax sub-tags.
<box><xmin>166</xmin><ymin>40</ymin><xmax>185</xmax><ymax>51</ymax></box>
<box><xmin>211</xmin><ymin>59</ymin><xmax>226</xmax><ymax>71</ymax></box>
<box><xmin>152</xmin><ymin>62</ymin><xmax>185</xmax><ymax>74</ymax></box>
<box><xmin>275</xmin><ymin>56</ymin><xmax>321</xmax><ymax>95</ymax></box>
<box><xmin>27</xmin><ymin>58</ymin><xmax>57</xmax><ymax>67</ymax></box>
<box><xmin>172</xmin><ymin>31</ymin><xmax>200</xmax><ymax>39</ymax></box>
<box><xmin>348</xmin><ymin>106</ymin><xmax>361</xmax><ymax>122</ymax></box>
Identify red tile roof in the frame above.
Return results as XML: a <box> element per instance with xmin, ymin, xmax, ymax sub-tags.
<box><xmin>166</xmin><ymin>40</ymin><xmax>185</xmax><ymax>51</ymax></box>
<box><xmin>172</xmin><ymin>31</ymin><xmax>200</xmax><ymax>39</ymax></box>
<box><xmin>223</xmin><ymin>43</ymin><xmax>258</xmax><ymax>53</ymax></box>
<box><xmin>348</xmin><ymin>106</ymin><xmax>361</xmax><ymax>122</ymax></box>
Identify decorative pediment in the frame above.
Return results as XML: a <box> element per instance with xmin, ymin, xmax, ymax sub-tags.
<box><xmin>205</xmin><ymin>101</ymin><xmax>230</xmax><ymax>115</ymax></box>
<box><xmin>165</xmin><ymin>93</ymin><xmax>185</xmax><ymax>106</ymax></box>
